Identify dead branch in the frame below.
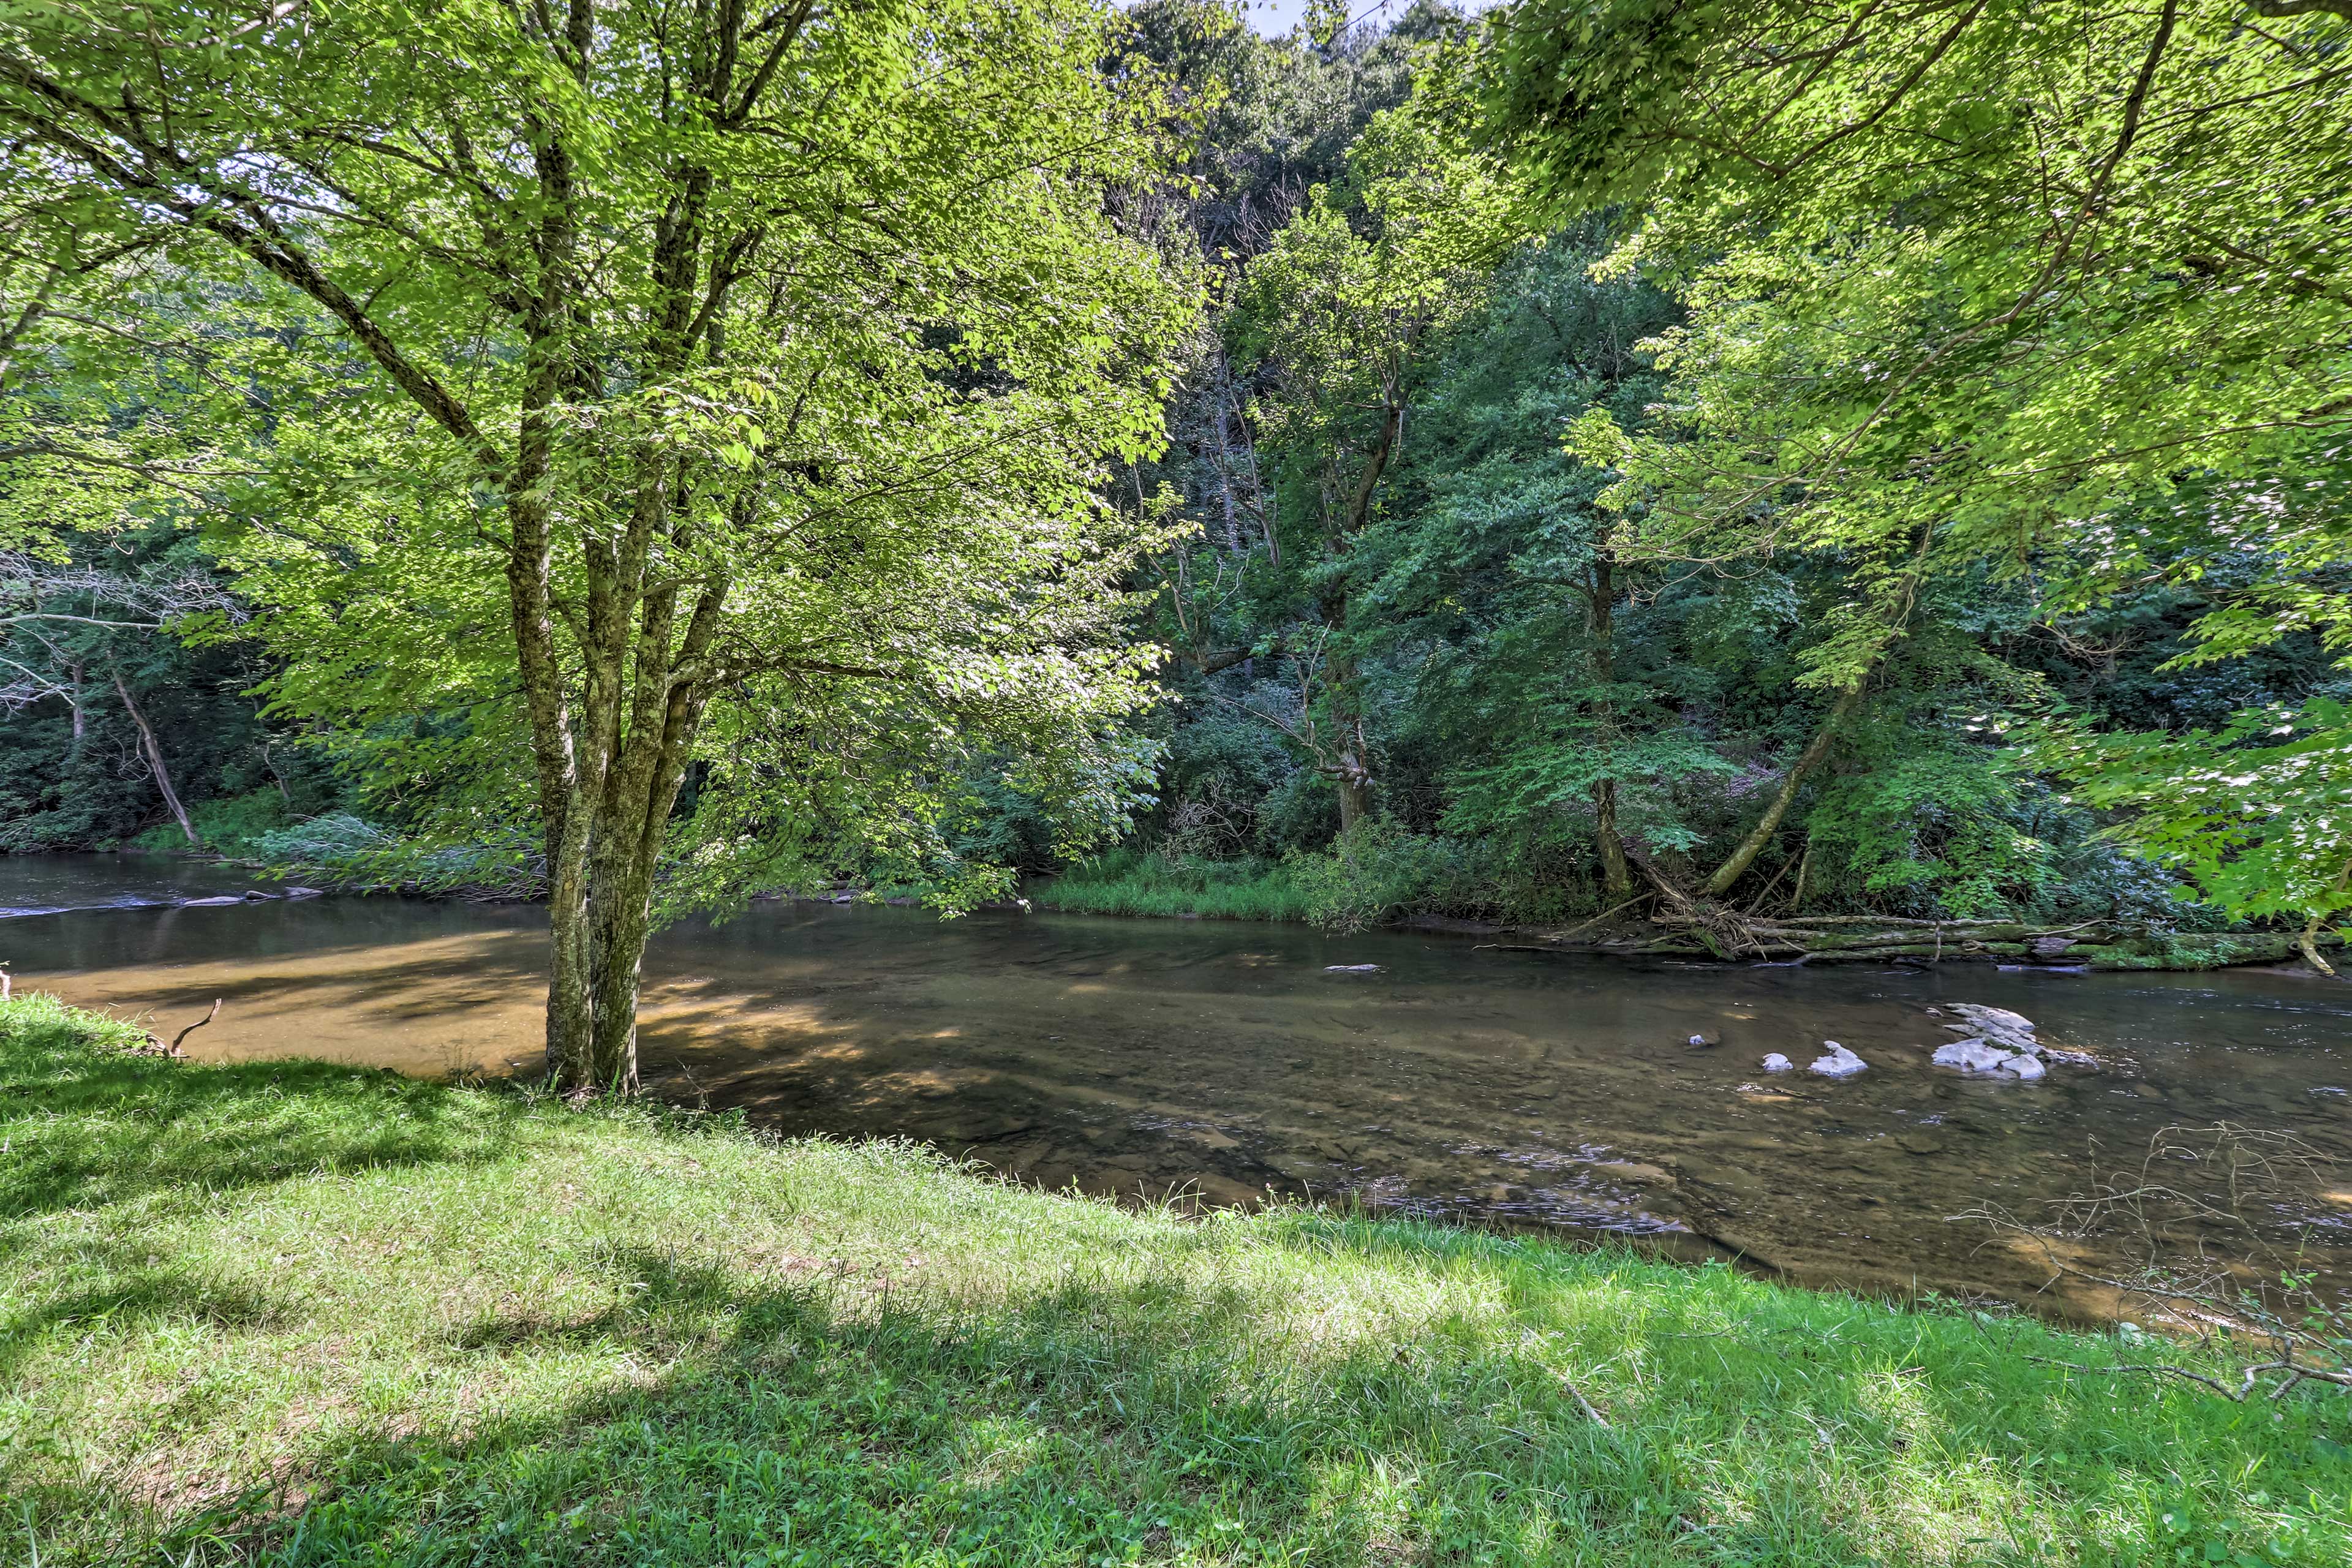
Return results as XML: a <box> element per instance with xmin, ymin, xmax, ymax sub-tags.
<box><xmin>1548</xmin><ymin>895</ymin><xmax>1653</xmax><ymax>942</ymax></box>
<box><xmin>1964</xmin><ymin>1124</ymin><xmax>2350</xmax><ymax>1400</ymax></box>
<box><xmin>2027</xmin><ymin>1356</ymin><xmax>2352</xmax><ymax>1401</ymax></box>
<box><xmin>169</xmin><ymin>998</ymin><xmax>222</xmax><ymax>1055</ymax></box>
<box><xmin>1559</xmin><ymin>1376</ymin><xmax>1611</xmax><ymax>1428</ymax></box>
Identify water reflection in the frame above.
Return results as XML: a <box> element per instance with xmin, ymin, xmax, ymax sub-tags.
<box><xmin>9</xmin><ymin>859</ymin><xmax>2349</xmax><ymax>1319</ymax></box>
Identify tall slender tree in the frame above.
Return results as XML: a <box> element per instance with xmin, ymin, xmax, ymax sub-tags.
<box><xmin>1231</xmin><ymin>108</ymin><xmax>1521</xmax><ymax>829</ymax></box>
<box><xmin>1</xmin><ymin>0</ymin><xmax>1194</xmax><ymax>1087</ymax></box>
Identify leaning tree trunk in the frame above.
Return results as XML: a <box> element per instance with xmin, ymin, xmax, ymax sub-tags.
<box><xmin>1702</xmin><ymin>524</ymin><xmax>1936</xmax><ymax>900</ymax></box>
<box><xmin>1702</xmin><ymin>684</ymin><xmax>1863</xmax><ymax>898</ymax></box>
<box><xmin>111</xmin><ymin>668</ymin><xmax>197</xmax><ymax>846</ymax></box>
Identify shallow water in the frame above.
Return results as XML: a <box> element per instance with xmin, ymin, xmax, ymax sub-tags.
<box><xmin>9</xmin><ymin>855</ymin><xmax>2350</xmax><ymax>1317</ymax></box>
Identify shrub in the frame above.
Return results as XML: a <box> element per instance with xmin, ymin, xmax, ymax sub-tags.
<box><xmin>1284</xmin><ymin>820</ymin><xmax>1478</xmax><ymax>933</ymax></box>
<box><xmin>130</xmin><ymin>787</ymin><xmax>296</xmax><ymax>857</ymax></box>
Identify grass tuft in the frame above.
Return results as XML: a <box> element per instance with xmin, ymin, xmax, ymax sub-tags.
<box><xmin>1031</xmin><ymin>851</ymin><xmax>1315</xmax><ymax>922</ymax></box>
<box><xmin>1</xmin><ymin>991</ymin><xmax>2345</xmax><ymax>1565</ymax></box>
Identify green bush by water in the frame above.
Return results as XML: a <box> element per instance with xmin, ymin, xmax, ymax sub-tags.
<box><xmin>1036</xmin><ymin>827</ymin><xmax>1498</xmax><ymax>930</ymax></box>
<box><xmin>1033</xmin><ymin>849</ymin><xmax>1317</xmax><ymax>922</ymax></box>
<box><xmin>129</xmin><ymin>786</ymin><xmax>298</xmax><ymax>857</ymax></box>
<box><xmin>2</xmin><ymin>992</ymin><xmax>2346</xmax><ymax>1566</ymax></box>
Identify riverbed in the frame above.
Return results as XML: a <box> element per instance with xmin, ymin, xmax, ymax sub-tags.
<box><xmin>8</xmin><ymin>854</ymin><xmax>2349</xmax><ymax>1319</ymax></box>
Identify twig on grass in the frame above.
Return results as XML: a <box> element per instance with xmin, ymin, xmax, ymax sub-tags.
<box><xmin>1559</xmin><ymin>1376</ymin><xmax>1611</xmax><ymax>1428</ymax></box>
<box><xmin>169</xmin><ymin>998</ymin><xmax>222</xmax><ymax>1055</ymax></box>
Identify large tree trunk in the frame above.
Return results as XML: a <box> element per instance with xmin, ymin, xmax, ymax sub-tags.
<box><xmin>111</xmin><ymin>669</ymin><xmax>197</xmax><ymax>846</ymax></box>
<box><xmin>1336</xmin><ymin>763</ymin><xmax>1373</xmax><ymax>835</ymax></box>
<box><xmin>1702</xmin><ymin>684</ymin><xmax>1863</xmax><ymax>898</ymax></box>
<box><xmin>26</xmin><ymin>0</ymin><xmax>776</xmax><ymax>1100</ymax></box>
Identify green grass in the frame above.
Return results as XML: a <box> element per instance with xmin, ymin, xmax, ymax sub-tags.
<box><xmin>1033</xmin><ymin>850</ymin><xmax>1315</xmax><ymax>922</ymax></box>
<box><xmin>129</xmin><ymin>788</ymin><xmax>297</xmax><ymax>858</ymax></box>
<box><xmin>2</xmin><ymin>994</ymin><xmax>2346</xmax><ymax>1566</ymax></box>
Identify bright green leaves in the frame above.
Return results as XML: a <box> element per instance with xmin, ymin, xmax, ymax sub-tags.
<box><xmin>1480</xmin><ymin>0</ymin><xmax>2352</xmax><ymax>928</ymax></box>
<box><xmin>1232</xmin><ymin>107</ymin><xmax>1525</xmax><ymax>482</ymax></box>
<box><xmin>2038</xmin><ymin>701</ymin><xmax>2352</xmax><ymax>927</ymax></box>
<box><xmin>0</xmin><ymin>0</ymin><xmax>1202</xmax><ymax>941</ymax></box>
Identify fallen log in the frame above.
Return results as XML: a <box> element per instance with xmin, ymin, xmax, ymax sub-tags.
<box><xmin>1496</xmin><ymin>908</ymin><xmax>2343</xmax><ymax>971</ymax></box>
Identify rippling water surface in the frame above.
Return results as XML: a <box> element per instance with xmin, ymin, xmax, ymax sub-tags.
<box><xmin>10</xmin><ymin>855</ymin><xmax>2348</xmax><ymax>1318</ymax></box>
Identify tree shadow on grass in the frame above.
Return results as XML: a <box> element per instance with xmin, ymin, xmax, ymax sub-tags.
<box><xmin>0</xmin><ymin>1008</ymin><xmax>533</xmax><ymax>1229</ymax></box>
<box><xmin>17</xmin><ymin>1198</ymin><xmax>2341</xmax><ymax>1567</ymax></box>
<box><xmin>0</xmin><ymin>1266</ymin><xmax>291</xmax><ymax>1383</ymax></box>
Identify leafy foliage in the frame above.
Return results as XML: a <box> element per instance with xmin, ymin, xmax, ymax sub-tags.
<box><xmin>1</xmin><ymin>0</ymin><xmax>1198</xmax><ymax>1082</ymax></box>
<box><xmin>2</xmin><ymin>0</ymin><xmax>2343</xmax><ymax>961</ymax></box>
<box><xmin>1474</xmin><ymin>0</ymin><xmax>2352</xmax><ymax>929</ymax></box>
<box><xmin>2041</xmin><ymin>701</ymin><xmax>2352</xmax><ymax>927</ymax></box>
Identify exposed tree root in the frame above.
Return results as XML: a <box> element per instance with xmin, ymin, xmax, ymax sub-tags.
<box><xmin>2299</xmin><ymin>916</ymin><xmax>2340</xmax><ymax>978</ymax></box>
<box><xmin>170</xmin><ymin>997</ymin><xmax>223</xmax><ymax>1055</ymax></box>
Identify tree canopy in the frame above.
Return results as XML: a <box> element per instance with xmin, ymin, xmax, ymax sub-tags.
<box><xmin>1</xmin><ymin>0</ymin><xmax>2343</xmax><ymax>991</ymax></box>
<box><xmin>1</xmin><ymin>0</ymin><xmax>1197</xmax><ymax>1082</ymax></box>
<box><xmin>1477</xmin><ymin>0</ymin><xmax>2351</xmax><ymax>940</ymax></box>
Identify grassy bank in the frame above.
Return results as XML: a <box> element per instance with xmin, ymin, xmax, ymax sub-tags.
<box><xmin>1032</xmin><ymin>851</ymin><xmax>1316</xmax><ymax>922</ymax></box>
<box><xmin>2</xmin><ymin>995</ymin><xmax>2346</xmax><ymax>1566</ymax></box>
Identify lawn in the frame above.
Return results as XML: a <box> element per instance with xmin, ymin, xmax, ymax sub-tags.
<box><xmin>1</xmin><ymin>992</ymin><xmax>2344</xmax><ymax>1566</ymax></box>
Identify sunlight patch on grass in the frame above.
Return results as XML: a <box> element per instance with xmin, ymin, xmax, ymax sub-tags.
<box><xmin>1</xmin><ymin>992</ymin><xmax>2346</xmax><ymax>1566</ymax></box>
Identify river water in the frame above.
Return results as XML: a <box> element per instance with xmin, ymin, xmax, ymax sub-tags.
<box><xmin>8</xmin><ymin>854</ymin><xmax>2350</xmax><ymax>1319</ymax></box>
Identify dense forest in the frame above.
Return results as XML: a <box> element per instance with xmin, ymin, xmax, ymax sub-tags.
<box><xmin>2</xmin><ymin>0</ymin><xmax>2346</xmax><ymax>1082</ymax></box>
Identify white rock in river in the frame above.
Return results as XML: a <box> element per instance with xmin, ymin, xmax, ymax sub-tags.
<box><xmin>1809</xmin><ymin>1041</ymin><xmax>1868</xmax><ymax>1077</ymax></box>
<box><xmin>1944</xmin><ymin>1003</ymin><xmax>2040</xmax><ymax>1055</ymax></box>
<box><xmin>1761</xmin><ymin>1053</ymin><xmax>1793</xmax><ymax>1072</ymax></box>
<box><xmin>1932</xmin><ymin>1036</ymin><xmax>2045</xmax><ymax>1079</ymax></box>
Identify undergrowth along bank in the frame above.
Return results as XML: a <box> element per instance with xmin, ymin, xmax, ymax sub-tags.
<box><xmin>2</xmin><ymin>992</ymin><xmax>2347</xmax><ymax>1566</ymax></box>
<box><xmin>1031</xmin><ymin>848</ymin><xmax>1316</xmax><ymax>922</ymax></box>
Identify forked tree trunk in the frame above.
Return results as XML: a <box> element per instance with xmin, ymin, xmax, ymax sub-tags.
<box><xmin>112</xmin><ymin>668</ymin><xmax>197</xmax><ymax>846</ymax></box>
<box><xmin>515</xmin><ymin>500</ymin><xmax>725</xmax><ymax>1093</ymax></box>
<box><xmin>1336</xmin><ymin>764</ymin><xmax>1373</xmax><ymax>835</ymax></box>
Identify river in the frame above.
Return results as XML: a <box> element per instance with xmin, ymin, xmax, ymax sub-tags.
<box><xmin>7</xmin><ymin>853</ymin><xmax>2349</xmax><ymax>1319</ymax></box>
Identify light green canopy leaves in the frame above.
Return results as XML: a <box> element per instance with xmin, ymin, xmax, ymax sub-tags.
<box><xmin>0</xmin><ymin>0</ymin><xmax>1199</xmax><ymax>1082</ymax></box>
<box><xmin>1480</xmin><ymin>0</ymin><xmax>2351</xmax><ymax>923</ymax></box>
